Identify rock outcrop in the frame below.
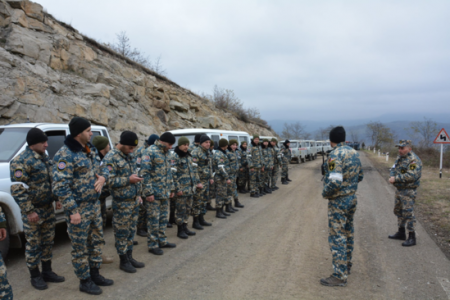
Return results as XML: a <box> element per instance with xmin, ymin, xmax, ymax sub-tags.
<box><xmin>0</xmin><ymin>0</ymin><xmax>275</xmax><ymax>142</ymax></box>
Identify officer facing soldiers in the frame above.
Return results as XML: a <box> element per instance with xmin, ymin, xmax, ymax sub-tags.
<box><xmin>92</xmin><ymin>136</ymin><xmax>114</xmax><ymax>265</ymax></box>
<box><xmin>249</xmin><ymin>135</ymin><xmax>264</xmax><ymax>198</ymax></box>
<box><xmin>270</xmin><ymin>138</ymin><xmax>281</xmax><ymax>191</ymax></box>
<box><xmin>53</xmin><ymin>117</ymin><xmax>113</xmax><ymax>295</ymax></box>
<box><xmin>135</xmin><ymin>134</ymin><xmax>159</xmax><ymax>236</ymax></box>
<box><xmin>388</xmin><ymin>140</ymin><xmax>422</xmax><ymax>247</ymax></box>
<box><xmin>141</xmin><ymin>132</ymin><xmax>177</xmax><ymax>255</ymax></box>
<box><xmin>280</xmin><ymin>140</ymin><xmax>291</xmax><ymax>185</ymax></box>
<box><xmin>227</xmin><ymin>139</ymin><xmax>244</xmax><ymax>209</ymax></box>
<box><xmin>10</xmin><ymin>128</ymin><xmax>65</xmax><ymax>290</ymax></box>
<box><xmin>0</xmin><ymin>206</ymin><xmax>13</xmax><ymax>299</ymax></box>
<box><xmin>191</xmin><ymin>135</ymin><xmax>214</xmax><ymax>229</ymax></box>
<box><xmin>237</xmin><ymin>141</ymin><xmax>249</xmax><ymax>193</ymax></box>
<box><xmin>214</xmin><ymin>139</ymin><xmax>233</xmax><ymax>218</ymax></box>
<box><xmin>172</xmin><ymin>137</ymin><xmax>202</xmax><ymax>239</ymax></box>
<box><xmin>102</xmin><ymin>131</ymin><xmax>145</xmax><ymax>273</ymax></box>
<box><xmin>261</xmin><ymin>139</ymin><xmax>273</xmax><ymax>194</ymax></box>
<box><xmin>320</xmin><ymin>126</ymin><xmax>364</xmax><ymax>287</ymax></box>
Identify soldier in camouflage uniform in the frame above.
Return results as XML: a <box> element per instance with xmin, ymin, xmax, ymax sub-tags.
<box><xmin>135</xmin><ymin>134</ymin><xmax>159</xmax><ymax>237</ymax></box>
<box><xmin>249</xmin><ymin>135</ymin><xmax>264</xmax><ymax>197</ymax></box>
<box><xmin>388</xmin><ymin>140</ymin><xmax>422</xmax><ymax>247</ymax></box>
<box><xmin>206</xmin><ymin>141</ymin><xmax>216</xmax><ymax>211</ymax></box>
<box><xmin>237</xmin><ymin>141</ymin><xmax>249</xmax><ymax>193</ymax></box>
<box><xmin>10</xmin><ymin>128</ymin><xmax>65</xmax><ymax>290</ymax></box>
<box><xmin>270</xmin><ymin>138</ymin><xmax>281</xmax><ymax>190</ymax></box>
<box><xmin>227</xmin><ymin>139</ymin><xmax>244</xmax><ymax>209</ymax></box>
<box><xmin>53</xmin><ymin>117</ymin><xmax>113</xmax><ymax>295</ymax></box>
<box><xmin>261</xmin><ymin>139</ymin><xmax>273</xmax><ymax>194</ymax></box>
<box><xmin>188</xmin><ymin>134</ymin><xmax>202</xmax><ymax>153</ymax></box>
<box><xmin>172</xmin><ymin>137</ymin><xmax>202</xmax><ymax>239</ymax></box>
<box><xmin>141</xmin><ymin>132</ymin><xmax>177</xmax><ymax>255</ymax></box>
<box><xmin>214</xmin><ymin>139</ymin><xmax>233</xmax><ymax>218</ymax></box>
<box><xmin>280</xmin><ymin>140</ymin><xmax>291</xmax><ymax>185</ymax></box>
<box><xmin>191</xmin><ymin>135</ymin><xmax>214</xmax><ymax>229</ymax></box>
<box><xmin>0</xmin><ymin>206</ymin><xmax>13</xmax><ymax>299</ymax></box>
<box><xmin>320</xmin><ymin>126</ymin><xmax>363</xmax><ymax>287</ymax></box>
<box><xmin>103</xmin><ymin>131</ymin><xmax>145</xmax><ymax>273</ymax></box>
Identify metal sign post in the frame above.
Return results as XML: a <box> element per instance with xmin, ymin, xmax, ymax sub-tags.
<box><xmin>433</xmin><ymin>128</ymin><xmax>450</xmax><ymax>178</ymax></box>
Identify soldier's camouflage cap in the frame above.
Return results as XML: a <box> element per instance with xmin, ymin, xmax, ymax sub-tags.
<box><xmin>395</xmin><ymin>140</ymin><xmax>412</xmax><ymax>147</ymax></box>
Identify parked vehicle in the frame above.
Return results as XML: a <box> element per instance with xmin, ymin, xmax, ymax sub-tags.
<box><xmin>316</xmin><ymin>141</ymin><xmax>324</xmax><ymax>155</ymax></box>
<box><xmin>306</xmin><ymin>140</ymin><xmax>318</xmax><ymax>160</ymax></box>
<box><xmin>169</xmin><ymin>129</ymin><xmax>250</xmax><ymax>150</ymax></box>
<box><xmin>0</xmin><ymin>123</ymin><xmax>114</xmax><ymax>258</ymax></box>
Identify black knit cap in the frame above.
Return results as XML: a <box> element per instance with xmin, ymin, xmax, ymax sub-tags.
<box><xmin>194</xmin><ymin>134</ymin><xmax>202</xmax><ymax>143</ymax></box>
<box><xmin>160</xmin><ymin>132</ymin><xmax>176</xmax><ymax>145</ymax></box>
<box><xmin>329</xmin><ymin>126</ymin><xmax>346</xmax><ymax>143</ymax></box>
<box><xmin>27</xmin><ymin>128</ymin><xmax>48</xmax><ymax>146</ymax></box>
<box><xmin>199</xmin><ymin>135</ymin><xmax>211</xmax><ymax>144</ymax></box>
<box><xmin>69</xmin><ymin>117</ymin><xmax>91</xmax><ymax>137</ymax></box>
<box><xmin>120</xmin><ymin>131</ymin><xmax>139</xmax><ymax>146</ymax></box>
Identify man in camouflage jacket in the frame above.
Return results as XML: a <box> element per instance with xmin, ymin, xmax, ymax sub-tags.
<box><xmin>261</xmin><ymin>139</ymin><xmax>274</xmax><ymax>194</ymax></box>
<box><xmin>280</xmin><ymin>140</ymin><xmax>291</xmax><ymax>185</ymax></box>
<box><xmin>214</xmin><ymin>139</ymin><xmax>233</xmax><ymax>218</ymax></box>
<box><xmin>270</xmin><ymin>138</ymin><xmax>281</xmax><ymax>190</ymax></box>
<box><xmin>237</xmin><ymin>141</ymin><xmax>250</xmax><ymax>193</ymax></box>
<box><xmin>248</xmin><ymin>135</ymin><xmax>264</xmax><ymax>198</ymax></box>
<box><xmin>388</xmin><ymin>140</ymin><xmax>422</xmax><ymax>247</ymax></box>
<box><xmin>227</xmin><ymin>139</ymin><xmax>244</xmax><ymax>209</ymax></box>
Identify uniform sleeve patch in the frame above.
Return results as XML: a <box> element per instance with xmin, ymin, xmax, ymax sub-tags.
<box><xmin>137</xmin><ymin>157</ymin><xmax>141</xmax><ymax>164</ymax></box>
<box><xmin>328</xmin><ymin>161</ymin><xmax>336</xmax><ymax>171</ymax></box>
<box><xmin>193</xmin><ymin>158</ymin><xmax>197</xmax><ymax>162</ymax></box>
<box><xmin>143</xmin><ymin>155</ymin><xmax>150</xmax><ymax>162</ymax></box>
<box><xmin>106</xmin><ymin>163</ymin><xmax>113</xmax><ymax>172</ymax></box>
<box><xmin>14</xmin><ymin>168</ymin><xmax>23</xmax><ymax>178</ymax></box>
<box><xmin>57</xmin><ymin>160</ymin><xmax>67</xmax><ymax>171</ymax></box>
<box><xmin>409</xmin><ymin>164</ymin><xmax>416</xmax><ymax>170</ymax></box>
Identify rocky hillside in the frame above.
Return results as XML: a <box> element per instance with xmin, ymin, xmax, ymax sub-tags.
<box><xmin>0</xmin><ymin>0</ymin><xmax>275</xmax><ymax>142</ymax></box>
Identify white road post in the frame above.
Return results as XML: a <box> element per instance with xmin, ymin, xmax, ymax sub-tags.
<box><xmin>440</xmin><ymin>144</ymin><xmax>443</xmax><ymax>179</ymax></box>
<box><xmin>373</xmin><ymin>148</ymin><xmax>376</xmax><ymax>154</ymax></box>
<box><xmin>386</xmin><ymin>152</ymin><xmax>389</xmax><ymax>162</ymax></box>
<box><xmin>378</xmin><ymin>150</ymin><xmax>380</xmax><ymax>157</ymax></box>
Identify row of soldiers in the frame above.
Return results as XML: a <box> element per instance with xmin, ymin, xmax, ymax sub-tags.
<box><xmin>1</xmin><ymin>116</ymin><xmax>294</xmax><ymax>297</ymax></box>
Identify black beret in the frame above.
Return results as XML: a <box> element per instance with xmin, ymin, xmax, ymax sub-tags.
<box><xmin>160</xmin><ymin>132</ymin><xmax>176</xmax><ymax>144</ymax></box>
<box><xmin>27</xmin><ymin>128</ymin><xmax>47</xmax><ymax>146</ymax></box>
<box><xmin>120</xmin><ymin>131</ymin><xmax>139</xmax><ymax>146</ymax></box>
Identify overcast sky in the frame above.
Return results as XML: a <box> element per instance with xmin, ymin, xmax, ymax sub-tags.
<box><xmin>36</xmin><ymin>0</ymin><xmax>450</xmax><ymax>123</ymax></box>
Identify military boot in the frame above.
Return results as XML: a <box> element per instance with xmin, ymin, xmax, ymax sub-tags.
<box><xmin>183</xmin><ymin>223</ymin><xmax>196</xmax><ymax>235</ymax></box>
<box><xmin>229</xmin><ymin>202</ymin><xmax>238</xmax><ymax>212</ymax></box>
<box><xmin>193</xmin><ymin>216</ymin><xmax>204</xmax><ymax>230</ymax></box>
<box><xmin>320</xmin><ymin>276</ymin><xmax>347</xmax><ymax>287</ymax></box>
<box><xmin>402</xmin><ymin>232</ymin><xmax>416</xmax><ymax>247</ymax></box>
<box><xmin>264</xmin><ymin>186</ymin><xmax>272</xmax><ymax>194</ymax></box>
<box><xmin>286</xmin><ymin>175</ymin><xmax>292</xmax><ymax>182</ymax></box>
<box><xmin>127</xmin><ymin>250</ymin><xmax>145</xmax><ymax>268</ymax></box>
<box><xmin>80</xmin><ymin>278</ymin><xmax>102</xmax><ymax>295</ymax></box>
<box><xmin>136</xmin><ymin>227</ymin><xmax>147</xmax><ymax>237</ymax></box>
<box><xmin>250</xmin><ymin>192</ymin><xmax>259</xmax><ymax>198</ymax></box>
<box><xmin>259</xmin><ymin>188</ymin><xmax>266</xmax><ymax>196</ymax></box>
<box><xmin>221</xmin><ymin>205</ymin><xmax>231</xmax><ymax>216</ymax></box>
<box><xmin>272</xmin><ymin>185</ymin><xmax>279</xmax><ymax>190</ymax></box>
<box><xmin>216</xmin><ymin>207</ymin><xmax>227</xmax><ymax>219</ymax></box>
<box><xmin>177</xmin><ymin>224</ymin><xmax>189</xmax><ymax>239</ymax></box>
<box><xmin>167</xmin><ymin>208</ymin><xmax>175</xmax><ymax>228</ymax></box>
<box><xmin>160</xmin><ymin>242</ymin><xmax>176</xmax><ymax>248</ymax></box>
<box><xmin>238</xmin><ymin>186</ymin><xmax>247</xmax><ymax>194</ymax></box>
<box><xmin>388</xmin><ymin>227</ymin><xmax>406</xmax><ymax>240</ymax></box>
<box><xmin>234</xmin><ymin>198</ymin><xmax>244</xmax><ymax>208</ymax></box>
<box><xmin>119</xmin><ymin>254</ymin><xmax>136</xmax><ymax>273</ymax></box>
<box><xmin>206</xmin><ymin>203</ymin><xmax>215</xmax><ymax>211</ymax></box>
<box><xmin>41</xmin><ymin>260</ymin><xmax>65</xmax><ymax>283</ymax></box>
<box><xmin>281</xmin><ymin>178</ymin><xmax>288</xmax><ymax>185</ymax></box>
<box><xmin>90</xmin><ymin>267</ymin><xmax>114</xmax><ymax>286</ymax></box>
<box><xmin>225</xmin><ymin>203</ymin><xmax>235</xmax><ymax>213</ymax></box>
<box><xmin>29</xmin><ymin>267</ymin><xmax>48</xmax><ymax>290</ymax></box>
<box><xmin>199</xmin><ymin>214</ymin><xmax>212</xmax><ymax>226</ymax></box>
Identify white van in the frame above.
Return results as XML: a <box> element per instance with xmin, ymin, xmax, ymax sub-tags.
<box><xmin>0</xmin><ymin>123</ymin><xmax>114</xmax><ymax>258</ymax></box>
<box><xmin>168</xmin><ymin>129</ymin><xmax>251</xmax><ymax>150</ymax></box>
<box><xmin>299</xmin><ymin>140</ymin><xmax>315</xmax><ymax>161</ymax></box>
<box><xmin>306</xmin><ymin>140</ymin><xmax>318</xmax><ymax>160</ymax></box>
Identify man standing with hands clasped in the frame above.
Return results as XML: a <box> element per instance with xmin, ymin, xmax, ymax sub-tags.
<box><xmin>320</xmin><ymin>126</ymin><xmax>363</xmax><ymax>287</ymax></box>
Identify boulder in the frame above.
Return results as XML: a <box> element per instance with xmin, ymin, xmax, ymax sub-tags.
<box><xmin>1</xmin><ymin>101</ymin><xmax>20</xmax><ymax>118</ymax></box>
<box><xmin>81</xmin><ymin>83</ymin><xmax>111</xmax><ymax>98</ymax></box>
<box><xmin>197</xmin><ymin>116</ymin><xmax>222</xmax><ymax>129</ymax></box>
<box><xmin>11</xmin><ymin>8</ymin><xmax>27</xmax><ymax>27</ymax></box>
<box><xmin>170</xmin><ymin>100</ymin><xmax>189</xmax><ymax>112</ymax></box>
<box><xmin>7</xmin><ymin>0</ymin><xmax>43</xmax><ymax>21</ymax></box>
<box><xmin>156</xmin><ymin>109</ymin><xmax>167</xmax><ymax>124</ymax></box>
<box><xmin>154</xmin><ymin>99</ymin><xmax>170</xmax><ymax>113</ymax></box>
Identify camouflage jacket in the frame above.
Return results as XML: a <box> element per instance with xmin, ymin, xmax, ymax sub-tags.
<box><xmin>237</xmin><ymin>146</ymin><xmax>249</xmax><ymax>168</ymax></box>
<box><xmin>188</xmin><ymin>143</ymin><xmax>200</xmax><ymax>153</ymax></box>
<box><xmin>213</xmin><ymin>149</ymin><xmax>231</xmax><ymax>181</ymax></box>
<box><xmin>52</xmin><ymin>135</ymin><xmax>108</xmax><ymax>215</ymax></box>
<box><xmin>248</xmin><ymin>141</ymin><xmax>263</xmax><ymax>169</ymax></box>
<box><xmin>141</xmin><ymin>140</ymin><xmax>174</xmax><ymax>200</ymax></box>
<box><xmin>280</xmin><ymin>145</ymin><xmax>291</xmax><ymax>164</ymax></box>
<box><xmin>262</xmin><ymin>146</ymin><xmax>274</xmax><ymax>168</ymax></box>
<box><xmin>102</xmin><ymin>148</ymin><xmax>141</xmax><ymax>201</ymax></box>
<box><xmin>323</xmin><ymin>142</ymin><xmax>364</xmax><ymax>199</ymax></box>
<box><xmin>227</xmin><ymin>149</ymin><xmax>240</xmax><ymax>177</ymax></box>
<box><xmin>271</xmin><ymin>145</ymin><xmax>281</xmax><ymax>165</ymax></box>
<box><xmin>0</xmin><ymin>206</ymin><xmax>5</xmax><ymax>228</ymax></box>
<box><xmin>135</xmin><ymin>141</ymin><xmax>150</xmax><ymax>166</ymax></box>
<box><xmin>191</xmin><ymin>145</ymin><xmax>213</xmax><ymax>182</ymax></box>
<box><xmin>390</xmin><ymin>151</ymin><xmax>422</xmax><ymax>189</ymax></box>
<box><xmin>172</xmin><ymin>147</ymin><xmax>199</xmax><ymax>196</ymax></box>
<box><xmin>10</xmin><ymin>146</ymin><xmax>56</xmax><ymax>214</ymax></box>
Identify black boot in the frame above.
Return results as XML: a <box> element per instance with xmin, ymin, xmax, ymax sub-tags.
<box><xmin>199</xmin><ymin>214</ymin><xmax>212</xmax><ymax>226</ymax></box>
<box><xmin>80</xmin><ymin>278</ymin><xmax>102</xmax><ymax>295</ymax></box>
<box><xmin>127</xmin><ymin>250</ymin><xmax>145</xmax><ymax>268</ymax></box>
<box><xmin>264</xmin><ymin>186</ymin><xmax>272</xmax><ymax>194</ymax></box>
<box><xmin>259</xmin><ymin>188</ymin><xmax>266</xmax><ymax>196</ymax></box>
<box><xmin>192</xmin><ymin>216</ymin><xmax>204</xmax><ymax>230</ymax></box>
<box><xmin>272</xmin><ymin>186</ymin><xmax>279</xmax><ymax>190</ymax></box>
<box><xmin>282</xmin><ymin>178</ymin><xmax>289</xmax><ymax>185</ymax></box>
<box><xmin>238</xmin><ymin>187</ymin><xmax>247</xmax><ymax>194</ymax></box>
<box><xmin>225</xmin><ymin>203</ymin><xmax>235</xmax><ymax>213</ymax></box>
<box><xmin>160</xmin><ymin>242</ymin><xmax>176</xmax><ymax>248</ymax></box>
<box><xmin>167</xmin><ymin>223</ymin><xmax>173</xmax><ymax>228</ymax></box>
<box><xmin>402</xmin><ymin>232</ymin><xmax>416</xmax><ymax>247</ymax></box>
<box><xmin>183</xmin><ymin>223</ymin><xmax>196</xmax><ymax>236</ymax></box>
<box><xmin>90</xmin><ymin>267</ymin><xmax>114</xmax><ymax>286</ymax></box>
<box><xmin>234</xmin><ymin>198</ymin><xmax>244</xmax><ymax>208</ymax></box>
<box><xmin>286</xmin><ymin>175</ymin><xmax>292</xmax><ymax>182</ymax></box>
<box><xmin>29</xmin><ymin>267</ymin><xmax>48</xmax><ymax>290</ymax></box>
<box><xmin>250</xmin><ymin>192</ymin><xmax>260</xmax><ymax>198</ymax></box>
<box><xmin>119</xmin><ymin>254</ymin><xmax>136</xmax><ymax>273</ymax></box>
<box><xmin>229</xmin><ymin>202</ymin><xmax>239</xmax><ymax>212</ymax></box>
<box><xmin>221</xmin><ymin>205</ymin><xmax>231</xmax><ymax>216</ymax></box>
<box><xmin>41</xmin><ymin>260</ymin><xmax>65</xmax><ymax>283</ymax></box>
<box><xmin>206</xmin><ymin>203</ymin><xmax>215</xmax><ymax>211</ymax></box>
<box><xmin>216</xmin><ymin>207</ymin><xmax>227</xmax><ymax>219</ymax></box>
<box><xmin>388</xmin><ymin>227</ymin><xmax>406</xmax><ymax>240</ymax></box>
<box><xmin>177</xmin><ymin>224</ymin><xmax>189</xmax><ymax>239</ymax></box>
<box><xmin>136</xmin><ymin>227</ymin><xmax>147</xmax><ymax>237</ymax></box>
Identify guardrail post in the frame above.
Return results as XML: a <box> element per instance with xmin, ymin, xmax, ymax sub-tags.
<box><xmin>386</xmin><ymin>152</ymin><xmax>389</xmax><ymax>162</ymax></box>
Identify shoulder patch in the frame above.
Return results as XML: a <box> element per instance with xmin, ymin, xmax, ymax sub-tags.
<box><xmin>409</xmin><ymin>163</ymin><xmax>416</xmax><ymax>170</ymax></box>
<box><xmin>106</xmin><ymin>163</ymin><xmax>113</xmax><ymax>172</ymax></box>
<box><xmin>143</xmin><ymin>155</ymin><xmax>150</xmax><ymax>162</ymax></box>
<box><xmin>137</xmin><ymin>157</ymin><xmax>141</xmax><ymax>164</ymax></box>
<box><xmin>14</xmin><ymin>168</ymin><xmax>23</xmax><ymax>179</ymax></box>
<box><xmin>328</xmin><ymin>161</ymin><xmax>336</xmax><ymax>171</ymax></box>
<box><xmin>57</xmin><ymin>160</ymin><xmax>67</xmax><ymax>171</ymax></box>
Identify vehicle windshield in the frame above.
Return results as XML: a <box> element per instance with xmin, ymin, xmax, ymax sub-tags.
<box><xmin>0</xmin><ymin>128</ymin><xmax>29</xmax><ymax>162</ymax></box>
<box><xmin>290</xmin><ymin>142</ymin><xmax>298</xmax><ymax>148</ymax></box>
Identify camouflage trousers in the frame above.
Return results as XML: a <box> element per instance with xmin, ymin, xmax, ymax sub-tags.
<box><xmin>98</xmin><ymin>190</ymin><xmax>110</xmax><ymax>228</ymax></box>
<box><xmin>193</xmin><ymin>179</ymin><xmax>209</xmax><ymax>217</ymax></box>
<box><xmin>249</xmin><ymin>168</ymin><xmax>262</xmax><ymax>194</ymax></box>
<box><xmin>230</xmin><ymin>174</ymin><xmax>238</xmax><ymax>200</ymax></box>
<box><xmin>175</xmin><ymin>195</ymin><xmax>193</xmax><ymax>225</ymax></box>
<box><xmin>271</xmin><ymin>165</ymin><xmax>280</xmax><ymax>188</ymax></box>
<box><xmin>0</xmin><ymin>252</ymin><xmax>13</xmax><ymax>300</ymax></box>
<box><xmin>145</xmin><ymin>198</ymin><xmax>169</xmax><ymax>249</ymax></box>
<box><xmin>137</xmin><ymin>204</ymin><xmax>147</xmax><ymax>230</ymax></box>
<box><xmin>22</xmin><ymin>204</ymin><xmax>55</xmax><ymax>269</ymax></box>
<box><xmin>328</xmin><ymin>195</ymin><xmax>357</xmax><ymax>281</ymax></box>
<box><xmin>394</xmin><ymin>189</ymin><xmax>417</xmax><ymax>232</ymax></box>
<box><xmin>238</xmin><ymin>168</ymin><xmax>249</xmax><ymax>189</ymax></box>
<box><xmin>208</xmin><ymin>180</ymin><xmax>215</xmax><ymax>204</ymax></box>
<box><xmin>215</xmin><ymin>179</ymin><xmax>232</xmax><ymax>208</ymax></box>
<box><xmin>281</xmin><ymin>163</ymin><xmax>289</xmax><ymax>179</ymax></box>
<box><xmin>112</xmin><ymin>198</ymin><xmax>139</xmax><ymax>255</ymax></box>
<box><xmin>66</xmin><ymin>201</ymin><xmax>104</xmax><ymax>279</ymax></box>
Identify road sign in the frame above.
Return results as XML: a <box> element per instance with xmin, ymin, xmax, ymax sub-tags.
<box><xmin>434</xmin><ymin>128</ymin><xmax>450</xmax><ymax>144</ymax></box>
